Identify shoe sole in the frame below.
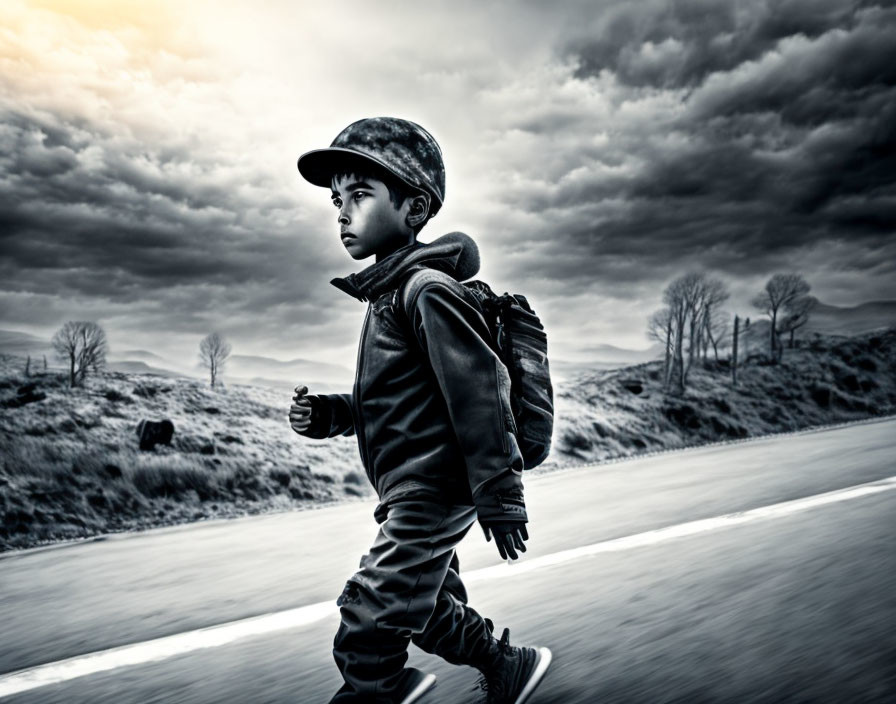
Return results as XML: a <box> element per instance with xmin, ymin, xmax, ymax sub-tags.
<box><xmin>399</xmin><ymin>672</ymin><xmax>437</xmax><ymax>704</ymax></box>
<box><xmin>514</xmin><ymin>647</ymin><xmax>552</xmax><ymax>704</ymax></box>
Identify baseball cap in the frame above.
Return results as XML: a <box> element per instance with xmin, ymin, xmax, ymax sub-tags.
<box><xmin>297</xmin><ymin>117</ymin><xmax>446</xmax><ymax>216</ymax></box>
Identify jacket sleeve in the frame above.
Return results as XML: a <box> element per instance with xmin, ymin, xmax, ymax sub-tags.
<box><xmin>408</xmin><ymin>279</ymin><xmax>527</xmax><ymax>524</ymax></box>
<box><xmin>299</xmin><ymin>393</ymin><xmax>356</xmax><ymax>439</ymax></box>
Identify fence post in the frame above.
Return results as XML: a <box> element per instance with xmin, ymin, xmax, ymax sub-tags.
<box><xmin>732</xmin><ymin>315</ymin><xmax>739</xmax><ymax>386</ymax></box>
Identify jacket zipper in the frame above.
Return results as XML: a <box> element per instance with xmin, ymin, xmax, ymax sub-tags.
<box><xmin>354</xmin><ymin>304</ymin><xmax>373</xmax><ymax>483</ymax></box>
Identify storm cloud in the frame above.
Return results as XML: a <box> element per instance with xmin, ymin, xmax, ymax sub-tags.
<box><xmin>479</xmin><ymin>0</ymin><xmax>896</xmax><ymax>295</ymax></box>
<box><xmin>1</xmin><ymin>0</ymin><xmax>894</xmax><ymax>363</ymax></box>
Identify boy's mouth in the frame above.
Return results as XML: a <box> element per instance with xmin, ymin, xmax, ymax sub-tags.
<box><xmin>341</xmin><ymin>232</ymin><xmax>357</xmax><ymax>243</ymax></box>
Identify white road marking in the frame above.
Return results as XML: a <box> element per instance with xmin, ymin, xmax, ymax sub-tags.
<box><xmin>466</xmin><ymin>475</ymin><xmax>896</xmax><ymax>583</ymax></box>
<box><xmin>2</xmin><ymin>475</ymin><xmax>895</xmax><ymax>698</ymax></box>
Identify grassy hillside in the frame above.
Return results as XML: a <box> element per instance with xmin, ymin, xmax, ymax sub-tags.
<box><xmin>0</xmin><ymin>361</ymin><xmax>366</xmax><ymax>551</ymax></box>
<box><xmin>547</xmin><ymin>329</ymin><xmax>896</xmax><ymax>467</ymax></box>
<box><xmin>1</xmin><ymin>328</ymin><xmax>894</xmax><ymax>551</ymax></box>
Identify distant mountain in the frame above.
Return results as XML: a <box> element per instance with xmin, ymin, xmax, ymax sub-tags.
<box><xmin>549</xmin><ymin>343</ymin><xmax>663</xmax><ymax>384</ymax></box>
<box><xmin>805</xmin><ymin>301</ymin><xmax>896</xmax><ymax>336</ymax></box>
<box><xmin>228</xmin><ymin>376</ymin><xmax>350</xmax><ymax>396</ymax></box>
<box><xmin>226</xmin><ymin>354</ymin><xmax>354</xmax><ymax>387</ymax></box>
<box><xmin>734</xmin><ymin>300</ymin><xmax>896</xmax><ymax>356</ymax></box>
<box><xmin>106</xmin><ymin>361</ymin><xmax>188</xmax><ymax>378</ymax></box>
<box><xmin>554</xmin><ymin>299</ymin><xmax>894</xmax><ymax>373</ymax></box>
<box><xmin>549</xmin><ymin>358</ymin><xmax>624</xmax><ymax>383</ymax></box>
<box><xmin>564</xmin><ymin>342</ymin><xmax>664</xmax><ymax>365</ymax></box>
<box><xmin>110</xmin><ymin>349</ymin><xmax>177</xmax><ymax>365</ymax></box>
<box><xmin>2</xmin><ymin>298</ymin><xmax>890</xmax><ymax>385</ymax></box>
<box><xmin>0</xmin><ymin>330</ymin><xmax>54</xmax><ymax>359</ymax></box>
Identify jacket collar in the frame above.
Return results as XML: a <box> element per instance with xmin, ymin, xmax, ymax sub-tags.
<box><xmin>330</xmin><ymin>231</ymin><xmax>480</xmax><ymax>302</ymax></box>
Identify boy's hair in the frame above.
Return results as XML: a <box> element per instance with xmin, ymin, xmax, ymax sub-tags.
<box><xmin>332</xmin><ymin>160</ymin><xmax>433</xmax><ymax>235</ymax></box>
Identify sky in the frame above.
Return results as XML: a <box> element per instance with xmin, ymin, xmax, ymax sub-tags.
<box><xmin>1</xmin><ymin>0</ymin><xmax>894</xmax><ymax>369</ymax></box>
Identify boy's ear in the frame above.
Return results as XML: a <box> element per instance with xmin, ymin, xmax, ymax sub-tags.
<box><xmin>406</xmin><ymin>192</ymin><xmax>431</xmax><ymax>229</ymax></box>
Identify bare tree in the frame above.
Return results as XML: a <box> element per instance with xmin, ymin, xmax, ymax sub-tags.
<box><xmin>662</xmin><ymin>278</ymin><xmax>686</xmax><ymax>394</ymax></box>
<box><xmin>778</xmin><ymin>294</ymin><xmax>817</xmax><ymax>349</ymax></box>
<box><xmin>751</xmin><ymin>273</ymin><xmax>811</xmax><ymax>362</ymax></box>
<box><xmin>199</xmin><ymin>332</ymin><xmax>232</xmax><ymax>389</ymax></box>
<box><xmin>662</xmin><ymin>273</ymin><xmax>704</xmax><ymax>394</ymax></box>
<box><xmin>698</xmin><ymin>278</ymin><xmax>730</xmax><ymax>363</ymax></box>
<box><xmin>680</xmin><ymin>273</ymin><xmax>729</xmax><ymax>381</ymax></box>
<box><xmin>51</xmin><ymin>321</ymin><xmax>109</xmax><ymax>387</ymax></box>
<box><xmin>656</xmin><ymin>272</ymin><xmax>731</xmax><ymax>393</ymax></box>
<box><xmin>682</xmin><ymin>273</ymin><xmax>706</xmax><ymax>383</ymax></box>
<box><xmin>648</xmin><ymin>307</ymin><xmax>675</xmax><ymax>390</ymax></box>
<box><xmin>706</xmin><ymin>306</ymin><xmax>730</xmax><ymax>362</ymax></box>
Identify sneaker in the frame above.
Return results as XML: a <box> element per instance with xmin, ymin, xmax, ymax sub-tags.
<box><xmin>398</xmin><ymin>669</ymin><xmax>437</xmax><ymax>704</ymax></box>
<box><xmin>475</xmin><ymin>628</ymin><xmax>552</xmax><ymax>704</ymax></box>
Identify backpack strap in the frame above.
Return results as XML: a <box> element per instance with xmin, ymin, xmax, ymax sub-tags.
<box><xmin>398</xmin><ymin>268</ymin><xmax>456</xmax><ymax>323</ymax></box>
<box><xmin>399</xmin><ymin>269</ymin><xmax>508</xmax><ymax>366</ymax></box>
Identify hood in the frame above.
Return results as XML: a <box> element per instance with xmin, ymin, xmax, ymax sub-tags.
<box><xmin>330</xmin><ymin>231</ymin><xmax>480</xmax><ymax>302</ymax></box>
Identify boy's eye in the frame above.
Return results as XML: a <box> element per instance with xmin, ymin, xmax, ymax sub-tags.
<box><xmin>332</xmin><ymin>198</ymin><xmax>342</xmax><ymax>208</ymax></box>
<box><xmin>352</xmin><ymin>191</ymin><xmax>367</xmax><ymax>201</ymax></box>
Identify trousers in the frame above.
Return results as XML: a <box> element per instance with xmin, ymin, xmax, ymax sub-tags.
<box><xmin>328</xmin><ymin>497</ymin><xmax>495</xmax><ymax>703</ymax></box>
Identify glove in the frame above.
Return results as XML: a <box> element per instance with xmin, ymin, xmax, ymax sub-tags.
<box><xmin>289</xmin><ymin>387</ymin><xmax>331</xmax><ymax>439</ymax></box>
<box><xmin>289</xmin><ymin>385</ymin><xmax>313</xmax><ymax>435</ymax></box>
<box><xmin>481</xmin><ymin>521</ymin><xmax>529</xmax><ymax>560</ymax></box>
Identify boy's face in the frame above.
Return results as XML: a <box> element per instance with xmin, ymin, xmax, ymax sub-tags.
<box><xmin>330</xmin><ymin>172</ymin><xmax>411</xmax><ymax>261</ymax></box>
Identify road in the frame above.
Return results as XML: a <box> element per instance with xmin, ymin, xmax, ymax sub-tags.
<box><xmin>2</xmin><ymin>420</ymin><xmax>895</xmax><ymax>702</ymax></box>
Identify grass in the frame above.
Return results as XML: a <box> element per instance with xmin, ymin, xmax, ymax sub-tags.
<box><xmin>0</xmin><ymin>360</ymin><xmax>367</xmax><ymax>551</ymax></box>
<box><xmin>540</xmin><ymin>329</ymin><xmax>896</xmax><ymax>469</ymax></box>
<box><xmin>1</xmin><ymin>327</ymin><xmax>894</xmax><ymax>551</ymax></box>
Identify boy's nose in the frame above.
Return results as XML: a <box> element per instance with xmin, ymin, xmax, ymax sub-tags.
<box><xmin>338</xmin><ymin>211</ymin><xmax>350</xmax><ymax>225</ymax></box>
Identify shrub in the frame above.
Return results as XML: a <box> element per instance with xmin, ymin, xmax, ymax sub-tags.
<box><xmin>855</xmin><ymin>356</ymin><xmax>877</xmax><ymax>372</ymax></box>
<box><xmin>222</xmin><ymin>466</ymin><xmax>270</xmax><ymax>498</ymax></box>
<box><xmin>663</xmin><ymin>403</ymin><xmax>702</xmax><ymax>429</ymax></box>
<box><xmin>129</xmin><ymin>458</ymin><xmax>217</xmax><ymax>500</ymax></box>
<box><xmin>838</xmin><ymin>374</ymin><xmax>861</xmax><ymax>393</ymax></box>
<box><xmin>562</xmin><ymin>430</ymin><xmax>593</xmax><ymax>452</ymax></box>
<box><xmin>132</xmin><ymin>384</ymin><xmax>160</xmax><ymax>398</ymax></box>
<box><xmin>860</xmin><ymin>378</ymin><xmax>878</xmax><ymax>393</ymax></box>
<box><xmin>270</xmin><ymin>469</ymin><xmax>291</xmax><ymax>487</ymax></box>
<box><xmin>71</xmin><ymin>450</ymin><xmax>114</xmax><ymax>477</ymax></box>
<box><xmin>103</xmin><ymin>388</ymin><xmax>132</xmax><ymax>403</ymax></box>
<box><xmin>173</xmin><ymin>434</ymin><xmax>215</xmax><ymax>454</ymax></box>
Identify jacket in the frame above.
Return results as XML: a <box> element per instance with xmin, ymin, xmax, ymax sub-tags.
<box><xmin>299</xmin><ymin>231</ymin><xmax>527</xmax><ymax>524</ymax></box>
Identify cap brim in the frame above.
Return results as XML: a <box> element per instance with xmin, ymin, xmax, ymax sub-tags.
<box><xmin>296</xmin><ymin>147</ymin><xmax>443</xmax><ymax>214</ymax></box>
<box><xmin>297</xmin><ymin>148</ymin><xmax>383</xmax><ymax>189</ymax></box>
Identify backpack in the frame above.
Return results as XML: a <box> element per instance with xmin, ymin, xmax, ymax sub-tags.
<box><xmin>400</xmin><ymin>270</ymin><xmax>554</xmax><ymax>469</ymax></box>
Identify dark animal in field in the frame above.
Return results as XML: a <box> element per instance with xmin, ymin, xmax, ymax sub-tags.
<box><xmin>136</xmin><ymin>419</ymin><xmax>175</xmax><ymax>451</ymax></box>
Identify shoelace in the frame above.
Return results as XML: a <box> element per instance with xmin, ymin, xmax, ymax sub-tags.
<box><xmin>498</xmin><ymin>628</ymin><xmax>512</xmax><ymax>651</ymax></box>
<box><xmin>473</xmin><ymin>628</ymin><xmax>514</xmax><ymax>693</ymax></box>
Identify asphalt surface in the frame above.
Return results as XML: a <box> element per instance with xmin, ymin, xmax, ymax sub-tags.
<box><xmin>2</xmin><ymin>419</ymin><xmax>895</xmax><ymax>702</ymax></box>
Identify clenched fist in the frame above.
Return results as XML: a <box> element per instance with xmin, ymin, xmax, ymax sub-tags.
<box><xmin>289</xmin><ymin>384</ymin><xmax>313</xmax><ymax>435</ymax></box>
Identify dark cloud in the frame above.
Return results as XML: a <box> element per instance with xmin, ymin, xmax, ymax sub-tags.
<box><xmin>484</xmin><ymin>0</ymin><xmax>896</xmax><ymax>303</ymax></box>
<box><xmin>564</xmin><ymin>0</ymin><xmax>891</xmax><ymax>90</ymax></box>
<box><xmin>0</xmin><ymin>105</ymin><xmax>354</xmax><ymax>355</ymax></box>
<box><xmin>2</xmin><ymin>0</ymin><xmax>894</xmax><ymax>360</ymax></box>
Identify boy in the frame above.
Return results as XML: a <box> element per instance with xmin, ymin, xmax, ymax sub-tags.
<box><xmin>291</xmin><ymin>117</ymin><xmax>552</xmax><ymax>704</ymax></box>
